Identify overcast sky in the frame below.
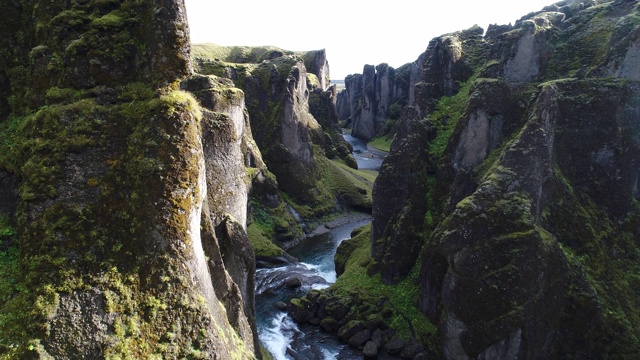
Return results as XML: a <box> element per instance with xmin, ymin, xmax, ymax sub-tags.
<box><xmin>185</xmin><ymin>0</ymin><xmax>556</xmax><ymax>80</ymax></box>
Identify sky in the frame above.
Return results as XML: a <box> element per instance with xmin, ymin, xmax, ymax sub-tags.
<box><xmin>185</xmin><ymin>0</ymin><xmax>556</xmax><ymax>80</ymax></box>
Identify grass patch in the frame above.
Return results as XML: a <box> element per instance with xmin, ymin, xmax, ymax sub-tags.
<box><xmin>0</xmin><ymin>215</ymin><xmax>20</xmax><ymax>303</ymax></box>
<box><xmin>0</xmin><ymin>115</ymin><xmax>27</xmax><ymax>171</ymax></box>
<box><xmin>247</xmin><ymin>223</ymin><xmax>285</xmax><ymax>258</ymax></box>
<box><xmin>330</xmin><ymin>159</ymin><xmax>378</xmax><ymax>186</ymax></box>
<box><xmin>0</xmin><ymin>214</ymin><xmax>28</xmax><ymax>356</ymax></box>
<box><xmin>427</xmin><ymin>76</ymin><xmax>476</xmax><ymax>157</ymax></box>
<box><xmin>316</xmin><ymin>155</ymin><xmax>372</xmax><ymax>212</ymax></box>
<box><xmin>330</xmin><ymin>224</ymin><xmax>437</xmax><ymax>346</ymax></box>
<box><xmin>368</xmin><ymin>136</ymin><xmax>392</xmax><ymax>153</ymax></box>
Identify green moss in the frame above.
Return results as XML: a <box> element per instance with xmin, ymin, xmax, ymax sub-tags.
<box><xmin>0</xmin><ymin>216</ymin><xmax>22</xmax><ymax>311</ymax></box>
<box><xmin>368</xmin><ymin>136</ymin><xmax>392</xmax><ymax>153</ymax></box>
<box><xmin>545</xmin><ymin>4</ymin><xmax>617</xmax><ymax>78</ymax></box>
<box><xmin>312</xmin><ymin>153</ymin><xmax>373</xmax><ymax>214</ymax></box>
<box><xmin>50</xmin><ymin>9</ymin><xmax>90</xmax><ymax>29</ymax></box>
<box><xmin>259</xmin><ymin>346</ymin><xmax>274</xmax><ymax>360</ymax></box>
<box><xmin>246</xmin><ymin>223</ymin><xmax>285</xmax><ymax>258</ymax></box>
<box><xmin>191</xmin><ymin>44</ymin><xmax>294</xmax><ymax>64</ymax></box>
<box><xmin>328</xmin><ymin>224</ymin><xmax>438</xmax><ymax>349</ymax></box>
<box><xmin>306</xmin><ymin>73</ymin><xmax>320</xmax><ymax>88</ymax></box>
<box><xmin>428</xmin><ymin>75</ymin><xmax>476</xmax><ymax>157</ymax></box>
<box><xmin>45</xmin><ymin>87</ymin><xmax>85</xmax><ymax>105</ymax></box>
<box><xmin>91</xmin><ymin>12</ymin><xmax>127</xmax><ymax>30</ymax></box>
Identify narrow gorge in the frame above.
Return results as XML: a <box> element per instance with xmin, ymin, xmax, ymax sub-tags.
<box><xmin>1</xmin><ymin>0</ymin><xmax>639</xmax><ymax>359</ymax></box>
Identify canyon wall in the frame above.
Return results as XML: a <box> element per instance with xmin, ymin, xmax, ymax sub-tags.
<box><xmin>0</xmin><ymin>1</ymin><xmax>261</xmax><ymax>358</ymax></box>
<box><xmin>369</xmin><ymin>0</ymin><xmax>640</xmax><ymax>358</ymax></box>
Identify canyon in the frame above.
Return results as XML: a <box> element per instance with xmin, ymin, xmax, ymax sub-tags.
<box><xmin>0</xmin><ymin>0</ymin><xmax>639</xmax><ymax>359</ymax></box>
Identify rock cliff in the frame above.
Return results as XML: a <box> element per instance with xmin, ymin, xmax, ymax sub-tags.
<box><xmin>337</xmin><ymin>55</ymin><xmax>424</xmax><ymax>141</ymax></box>
<box><xmin>192</xmin><ymin>44</ymin><xmax>368</xmax><ymax>226</ymax></box>
<box><xmin>318</xmin><ymin>0</ymin><xmax>640</xmax><ymax>358</ymax></box>
<box><xmin>0</xmin><ymin>0</ymin><xmax>260</xmax><ymax>358</ymax></box>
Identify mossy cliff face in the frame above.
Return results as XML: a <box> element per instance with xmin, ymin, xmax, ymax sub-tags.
<box><xmin>308</xmin><ymin>84</ymin><xmax>357</xmax><ymax>168</ymax></box>
<box><xmin>370</xmin><ymin>109</ymin><xmax>432</xmax><ymax>284</ymax></box>
<box><xmin>365</xmin><ymin>0</ymin><xmax>640</xmax><ymax>358</ymax></box>
<box><xmin>0</xmin><ymin>0</ymin><xmax>258</xmax><ymax>358</ymax></box>
<box><xmin>193</xmin><ymin>45</ymin><xmax>369</xmax><ymax>221</ymax></box>
<box><xmin>413</xmin><ymin>25</ymin><xmax>485</xmax><ymax>117</ymax></box>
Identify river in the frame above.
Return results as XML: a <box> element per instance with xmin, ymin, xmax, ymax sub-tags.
<box><xmin>342</xmin><ymin>132</ymin><xmax>386</xmax><ymax>171</ymax></box>
<box><xmin>255</xmin><ymin>218</ymin><xmax>371</xmax><ymax>360</ymax></box>
<box><xmin>255</xmin><ymin>132</ymin><xmax>385</xmax><ymax>359</ymax></box>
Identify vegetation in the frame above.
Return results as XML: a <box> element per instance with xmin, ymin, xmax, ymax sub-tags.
<box><xmin>247</xmin><ymin>223</ymin><xmax>286</xmax><ymax>258</ymax></box>
<box><xmin>192</xmin><ymin>44</ymin><xmax>294</xmax><ymax>64</ymax></box>
<box><xmin>368</xmin><ymin>135</ymin><xmax>392</xmax><ymax>153</ymax></box>
<box><xmin>426</xmin><ymin>75</ymin><xmax>476</xmax><ymax>157</ymax></box>
<box><xmin>322</xmin><ymin>224</ymin><xmax>439</xmax><ymax>351</ymax></box>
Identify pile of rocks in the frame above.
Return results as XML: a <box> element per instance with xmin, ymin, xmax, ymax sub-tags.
<box><xmin>287</xmin><ymin>290</ymin><xmax>430</xmax><ymax>359</ymax></box>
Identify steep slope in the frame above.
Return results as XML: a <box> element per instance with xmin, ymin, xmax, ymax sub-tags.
<box><xmin>0</xmin><ymin>0</ymin><xmax>260</xmax><ymax>358</ymax></box>
<box><xmin>295</xmin><ymin>0</ymin><xmax>640</xmax><ymax>358</ymax></box>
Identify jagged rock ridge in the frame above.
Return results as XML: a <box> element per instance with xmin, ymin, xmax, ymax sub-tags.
<box><xmin>337</xmin><ymin>56</ymin><xmax>425</xmax><ymax>141</ymax></box>
<box><xmin>310</xmin><ymin>0</ymin><xmax>640</xmax><ymax>359</ymax></box>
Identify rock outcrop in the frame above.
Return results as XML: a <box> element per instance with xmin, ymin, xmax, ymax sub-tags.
<box><xmin>370</xmin><ymin>109</ymin><xmax>432</xmax><ymax>284</ymax></box>
<box><xmin>0</xmin><ymin>0</ymin><xmax>260</xmax><ymax>358</ymax></box>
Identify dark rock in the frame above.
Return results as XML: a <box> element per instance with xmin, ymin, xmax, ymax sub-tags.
<box><xmin>214</xmin><ymin>216</ymin><xmax>257</xmax><ymax>339</ymax></box>
<box><xmin>320</xmin><ymin>317</ymin><xmax>340</xmax><ymax>333</ymax></box>
<box><xmin>336</xmin><ymin>89</ymin><xmax>351</xmax><ymax>121</ymax></box>
<box><xmin>288</xmin><ymin>297</ymin><xmax>317</xmax><ymax>323</ymax></box>
<box><xmin>324</xmin><ymin>297</ymin><xmax>351</xmax><ymax>321</ymax></box>
<box><xmin>285</xmin><ymin>277</ymin><xmax>303</xmax><ymax>288</ymax></box>
<box><xmin>348</xmin><ymin>329</ymin><xmax>372</xmax><ymax>348</ymax></box>
<box><xmin>365</xmin><ymin>313</ymin><xmax>385</xmax><ymax>330</ymax></box>
<box><xmin>0</xmin><ymin>171</ymin><xmax>18</xmax><ymax>217</ymax></box>
<box><xmin>256</xmin><ymin>253</ymin><xmax>298</xmax><ymax>268</ymax></box>
<box><xmin>274</xmin><ymin>302</ymin><xmax>288</xmax><ymax>311</ymax></box>
<box><xmin>306</xmin><ymin>289</ymin><xmax>322</xmax><ymax>302</ymax></box>
<box><xmin>399</xmin><ymin>343</ymin><xmax>425</xmax><ymax>359</ymax></box>
<box><xmin>344</xmin><ymin>60</ymin><xmax>421</xmax><ymax>141</ymax></box>
<box><xmin>371</xmin><ymin>329</ymin><xmax>384</xmax><ymax>348</ymax></box>
<box><xmin>414</xmin><ymin>26</ymin><xmax>480</xmax><ymax>116</ymax></box>
<box><xmin>308</xmin><ymin>317</ymin><xmax>321</xmax><ymax>326</ymax></box>
<box><xmin>338</xmin><ymin>320</ymin><xmax>366</xmax><ymax>342</ymax></box>
<box><xmin>363</xmin><ymin>341</ymin><xmax>379</xmax><ymax>357</ymax></box>
<box><xmin>384</xmin><ymin>335</ymin><xmax>405</xmax><ymax>354</ymax></box>
<box><xmin>371</xmin><ymin>110</ymin><xmax>432</xmax><ymax>284</ymax></box>
<box><xmin>412</xmin><ymin>352</ymin><xmax>428</xmax><ymax>360</ymax></box>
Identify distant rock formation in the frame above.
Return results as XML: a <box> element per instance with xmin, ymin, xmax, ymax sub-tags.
<box><xmin>337</xmin><ymin>54</ymin><xmax>424</xmax><ymax>141</ymax></box>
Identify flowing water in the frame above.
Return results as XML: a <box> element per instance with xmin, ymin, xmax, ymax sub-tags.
<box><xmin>342</xmin><ymin>132</ymin><xmax>386</xmax><ymax>171</ymax></box>
<box><xmin>255</xmin><ymin>218</ymin><xmax>371</xmax><ymax>360</ymax></box>
<box><xmin>255</xmin><ymin>132</ymin><xmax>386</xmax><ymax>359</ymax></box>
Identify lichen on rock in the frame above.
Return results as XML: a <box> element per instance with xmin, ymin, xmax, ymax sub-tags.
<box><xmin>0</xmin><ymin>0</ymin><xmax>260</xmax><ymax>358</ymax></box>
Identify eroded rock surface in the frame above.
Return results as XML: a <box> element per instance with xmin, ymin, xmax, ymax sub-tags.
<box><xmin>0</xmin><ymin>0</ymin><xmax>260</xmax><ymax>358</ymax></box>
